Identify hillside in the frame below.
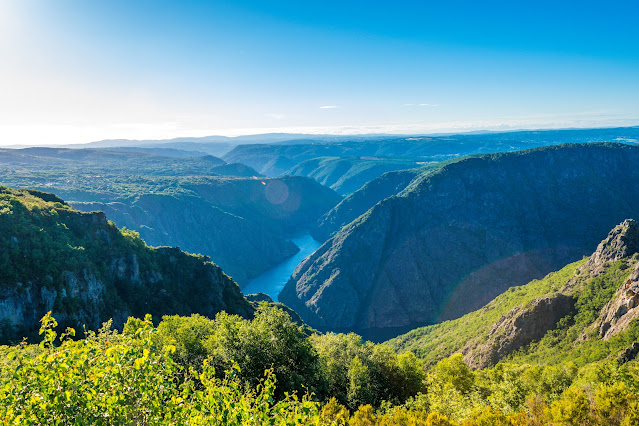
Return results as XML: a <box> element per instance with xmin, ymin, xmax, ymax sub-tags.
<box><xmin>71</xmin><ymin>176</ymin><xmax>342</xmax><ymax>285</ymax></box>
<box><xmin>312</xmin><ymin>159</ymin><xmax>457</xmax><ymax>242</ymax></box>
<box><xmin>3</xmin><ymin>220</ymin><xmax>639</xmax><ymax>425</ymax></box>
<box><xmin>280</xmin><ymin>143</ymin><xmax>639</xmax><ymax>337</ymax></box>
<box><xmin>388</xmin><ymin>219</ymin><xmax>639</xmax><ymax>369</ymax></box>
<box><xmin>0</xmin><ymin>186</ymin><xmax>253</xmax><ymax>344</ymax></box>
<box><xmin>285</xmin><ymin>156</ymin><xmax>421</xmax><ymax>195</ymax></box>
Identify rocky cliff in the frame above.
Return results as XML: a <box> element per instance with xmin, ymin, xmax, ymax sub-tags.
<box><xmin>280</xmin><ymin>143</ymin><xmax>639</xmax><ymax>335</ymax></box>
<box><xmin>0</xmin><ymin>187</ymin><xmax>253</xmax><ymax>343</ymax></box>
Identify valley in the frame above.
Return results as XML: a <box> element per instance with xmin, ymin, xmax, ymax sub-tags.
<box><xmin>2</xmin><ymin>128</ymin><xmax>639</xmax><ymax>424</ymax></box>
<box><xmin>4</xmin><ymin>2</ymin><xmax>639</xmax><ymax>422</ymax></box>
<box><xmin>242</xmin><ymin>232</ymin><xmax>321</xmax><ymax>301</ymax></box>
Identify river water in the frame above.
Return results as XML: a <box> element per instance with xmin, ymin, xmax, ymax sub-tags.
<box><xmin>242</xmin><ymin>233</ymin><xmax>321</xmax><ymax>302</ymax></box>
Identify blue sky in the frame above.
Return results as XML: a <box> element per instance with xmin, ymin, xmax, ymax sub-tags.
<box><xmin>1</xmin><ymin>0</ymin><xmax>638</xmax><ymax>145</ymax></box>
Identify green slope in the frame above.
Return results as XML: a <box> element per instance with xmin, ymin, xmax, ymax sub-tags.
<box><xmin>388</xmin><ymin>219</ymin><xmax>639</xmax><ymax>370</ymax></box>
<box><xmin>0</xmin><ymin>186</ymin><xmax>253</xmax><ymax>343</ymax></box>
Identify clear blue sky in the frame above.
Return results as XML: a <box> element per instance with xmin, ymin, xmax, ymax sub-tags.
<box><xmin>1</xmin><ymin>0</ymin><xmax>638</xmax><ymax>144</ymax></box>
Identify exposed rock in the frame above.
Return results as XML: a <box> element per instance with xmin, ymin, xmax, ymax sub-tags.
<box><xmin>463</xmin><ymin>294</ymin><xmax>575</xmax><ymax>368</ymax></box>
<box><xmin>583</xmin><ymin>219</ymin><xmax>639</xmax><ymax>275</ymax></box>
<box><xmin>591</xmin><ymin>261</ymin><xmax>639</xmax><ymax>340</ymax></box>
<box><xmin>0</xmin><ymin>187</ymin><xmax>254</xmax><ymax>343</ymax></box>
<box><xmin>617</xmin><ymin>342</ymin><xmax>639</xmax><ymax>364</ymax></box>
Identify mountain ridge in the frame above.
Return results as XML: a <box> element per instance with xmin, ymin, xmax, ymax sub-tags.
<box><xmin>281</xmin><ymin>143</ymin><xmax>639</xmax><ymax>336</ymax></box>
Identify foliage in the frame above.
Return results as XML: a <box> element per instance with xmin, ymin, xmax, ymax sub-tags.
<box><xmin>309</xmin><ymin>332</ymin><xmax>426</xmax><ymax>410</ymax></box>
<box><xmin>0</xmin><ymin>312</ymin><xmax>320</xmax><ymax>425</ymax></box>
<box><xmin>2</xmin><ymin>309</ymin><xmax>639</xmax><ymax>425</ymax></box>
<box><xmin>0</xmin><ymin>186</ymin><xmax>251</xmax><ymax>344</ymax></box>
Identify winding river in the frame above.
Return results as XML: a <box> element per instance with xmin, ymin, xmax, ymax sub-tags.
<box><xmin>241</xmin><ymin>233</ymin><xmax>321</xmax><ymax>302</ymax></box>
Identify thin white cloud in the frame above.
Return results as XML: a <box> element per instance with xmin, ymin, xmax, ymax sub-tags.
<box><xmin>319</xmin><ymin>105</ymin><xmax>338</xmax><ymax>109</ymax></box>
<box><xmin>266</xmin><ymin>113</ymin><xmax>286</xmax><ymax>120</ymax></box>
<box><xmin>419</xmin><ymin>103</ymin><xmax>438</xmax><ymax>107</ymax></box>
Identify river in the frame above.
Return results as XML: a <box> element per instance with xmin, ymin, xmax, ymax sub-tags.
<box><xmin>241</xmin><ymin>232</ymin><xmax>321</xmax><ymax>302</ymax></box>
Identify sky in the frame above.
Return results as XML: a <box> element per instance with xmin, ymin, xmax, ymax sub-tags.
<box><xmin>1</xmin><ymin>0</ymin><xmax>639</xmax><ymax>145</ymax></box>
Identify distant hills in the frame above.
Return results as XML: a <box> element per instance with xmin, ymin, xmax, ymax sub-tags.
<box><xmin>222</xmin><ymin>127</ymin><xmax>639</xmax><ymax>178</ymax></box>
<box><xmin>280</xmin><ymin>143</ymin><xmax>639</xmax><ymax>337</ymax></box>
<box><xmin>285</xmin><ymin>156</ymin><xmax>421</xmax><ymax>195</ymax></box>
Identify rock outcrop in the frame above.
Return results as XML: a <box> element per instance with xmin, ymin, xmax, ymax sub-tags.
<box><xmin>618</xmin><ymin>342</ymin><xmax>639</xmax><ymax>364</ymax></box>
<box><xmin>583</xmin><ymin>219</ymin><xmax>639</xmax><ymax>275</ymax></box>
<box><xmin>464</xmin><ymin>294</ymin><xmax>575</xmax><ymax>368</ymax></box>
<box><xmin>591</xmin><ymin>261</ymin><xmax>639</xmax><ymax>340</ymax></box>
<box><xmin>388</xmin><ymin>219</ymin><xmax>639</xmax><ymax>368</ymax></box>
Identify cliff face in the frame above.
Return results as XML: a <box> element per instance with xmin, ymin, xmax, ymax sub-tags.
<box><xmin>312</xmin><ymin>160</ymin><xmax>456</xmax><ymax>242</ymax></box>
<box><xmin>280</xmin><ymin>143</ymin><xmax>639</xmax><ymax>334</ymax></box>
<box><xmin>585</xmin><ymin>220</ymin><xmax>639</xmax><ymax>340</ymax></box>
<box><xmin>465</xmin><ymin>219</ymin><xmax>639</xmax><ymax>368</ymax></box>
<box><xmin>464</xmin><ymin>294</ymin><xmax>576</xmax><ymax>368</ymax></box>
<box><xmin>74</xmin><ymin>195</ymin><xmax>299</xmax><ymax>286</ymax></box>
<box><xmin>0</xmin><ymin>187</ymin><xmax>253</xmax><ymax>343</ymax></box>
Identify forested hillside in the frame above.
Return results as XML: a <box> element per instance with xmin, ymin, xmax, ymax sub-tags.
<box><xmin>0</xmin><ymin>186</ymin><xmax>252</xmax><ymax>343</ymax></box>
<box><xmin>281</xmin><ymin>143</ymin><xmax>639</xmax><ymax>336</ymax></box>
<box><xmin>389</xmin><ymin>219</ymin><xmax>639</xmax><ymax>368</ymax></box>
<box><xmin>312</xmin><ymin>159</ymin><xmax>458</xmax><ymax>241</ymax></box>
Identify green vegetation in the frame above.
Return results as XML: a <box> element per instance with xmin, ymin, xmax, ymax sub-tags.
<box><xmin>283</xmin><ymin>142</ymin><xmax>639</xmax><ymax>334</ymax></box>
<box><xmin>388</xmin><ymin>256</ymin><xmax>639</xmax><ymax>370</ymax></box>
<box><xmin>1</xmin><ymin>312</ymin><xmax>319</xmax><ymax>425</ymax></box>
<box><xmin>286</xmin><ymin>156</ymin><xmax>424</xmax><ymax>195</ymax></box>
<box><xmin>150</xmin><ymin>305</ymin><xmax>425</xmax><ymax>410</ymax></box>
<box><xmin>0</xmin><ymin>186</ymin><xmax>251</xmax><ymax>343</ymax></box>
<box><xmin>2</xmin><ymin>306</ymin><xmax>638</xmax><ymax>424</ymax></box>
<box><xmin>3</xmin><ymin>219</ymin><xmax>639</xmax><ymax>423</ymax></box>
<box><xmin>312</xmin><ymin>158</ymin><xmax>459</xmax><ymax>241</ymax></box>
<box><xmin>0</xmin><ymin>150</ymin><xmax>342</xmax><ymax>285</ymax></box>
<box><xmin>223</xmin><ymin>127</ymin><xmax>639</xmax><ymax>178</ymax></box>
<box><xmin>388</xmin><ymin>260</ymin><xmax>586</xmax><ymax>367</ymax></box>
